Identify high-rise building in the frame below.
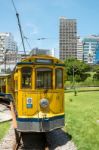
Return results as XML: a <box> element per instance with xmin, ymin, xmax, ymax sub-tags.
<box><xmin>77</xmin><ymin>37</ymin><xmax>83</xmax><ymax>61</ymax></box>
<box><xmin>83</xmin><ymin>35</ymin><xmax>99</xmax><ymax>64</ymax></box>
<box><xmin>59</xmin><ymin>17</ymin><xmax>77</xmax><ymax>60</ymax></box>
<box><xmin>0</xmin><ymin>32</ymin><xmax>18</xmax><ymax>72</ymax></box>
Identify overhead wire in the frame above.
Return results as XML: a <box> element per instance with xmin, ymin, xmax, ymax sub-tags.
<box><xmin>11</xmin><ymin>0</ymin><xmax>57</xmax><ymax>54</ymax></box>
<box><xmin>11</xmin><ymin>0</ymin><xmax>26</xmax><ymax>55</ymax></box>
<box><xmin>24</xmin><ymin>36</ymin><xmax>32</xmax><ymax>50</ymax></box>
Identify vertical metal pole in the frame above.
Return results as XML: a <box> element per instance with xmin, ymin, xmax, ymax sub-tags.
<box><xmin>73</xmin><ymin>67</ymin><xmax>74</xmax><ymax>87</ymax></box>
<box><xmin>4</xmin><ymin>51</ymin><xmax>6</xmax><ymax>73</ymax></box>
<box><xmin>73</xmin><ymin>66</ymin><xmax>77</xmax><ymax>96</ymax></box>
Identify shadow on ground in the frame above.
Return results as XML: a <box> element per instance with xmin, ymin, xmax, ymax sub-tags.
<box><xmin>21</xmin><ymin>132</ymin><xmax>47</xmax><ymax>149</ymax></box>
<box><xmin>46</xmin><ymin>129</ymin><xmax>72</xmax><ymax>149</ymax></box>
<box><xmin>20</xmin><ymin>129</ymin><xmax>72</xmax><ymax>150</ymax></box>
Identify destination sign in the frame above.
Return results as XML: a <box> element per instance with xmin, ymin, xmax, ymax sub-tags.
<box><xmin>35</xmin><ymin>59</ymin><xmax>53</xmax><ymax>64</ymax></box>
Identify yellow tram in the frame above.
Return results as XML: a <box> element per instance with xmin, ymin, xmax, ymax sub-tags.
<box><xmin>0</xmin><ymin>55</ymin><xmax>65</xmax><ymax>132</ymax></box>
<box><xmin>0</xmin><ymin>74</ymin><xmax>12</xmax><ymax>93</ymax></box>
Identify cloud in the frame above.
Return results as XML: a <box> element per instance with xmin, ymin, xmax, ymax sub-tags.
<box><xmin>25</xmin><ymin>23</ymin><xmax>39</xmax><ymax>35</ymax></box>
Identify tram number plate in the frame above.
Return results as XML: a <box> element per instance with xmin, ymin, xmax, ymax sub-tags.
<box><xmin>27</xmin><ymin>98</ymin><xmax>33</xmax><ymax>108</ymax></box>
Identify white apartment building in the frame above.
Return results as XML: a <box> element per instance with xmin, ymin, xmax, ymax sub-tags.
<box><xmin>83</xmin><ymin>35</ymin><xmax>99</xmax><ymax>64</ymax></box>
<box><xmin>0</xmin><ymin>32</ymin><xmax>18</xmax><ymax>73</ymax></box>
<box><xmin>77</xmin><ymin>37</ymin><xmax>83</xmax><ymax>61</ymax></box>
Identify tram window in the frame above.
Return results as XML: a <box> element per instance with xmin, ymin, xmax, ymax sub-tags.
<box><xmin>36</xmin><ymin>68</ymin><xmax>52</xmax><ymax>89</ymax></box>
<box><xmin>21</xmin><ymin>67</ymin><xmax>32</xmax><ymax>88</ymax></box>
<box><xmin>56</xmin><ymin>69</ymin><xmax>63</xmax><ymax>88</ymax></box>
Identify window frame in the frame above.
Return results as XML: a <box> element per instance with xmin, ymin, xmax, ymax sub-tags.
<box><xmin>35</xmin><ymin>67</ymin><xmax>53</xmax><ymax>89</ymax></box>
<box><xmin>55</xmin><ymin>68</ymin><xmax>63</xmax><ymax>89</ymax></box>
<box><xmin>21</xmin><ymin>66</ymin><xmax>32</xmax><ymax>89</ymax></box>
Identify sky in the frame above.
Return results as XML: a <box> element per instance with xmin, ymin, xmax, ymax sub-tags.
<box><xmin>0</xmin><ymin>0</ymin><xmax>99</xmax><ymax>57</ymax></box>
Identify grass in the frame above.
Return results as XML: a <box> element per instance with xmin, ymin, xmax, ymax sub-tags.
<box><xmin>65</xmin><ymin>91</ymin><xmax>99</xmax><ymax>150</ymax></box>
<box><xmin>0</xmin><ymin>122</ymin><xmax>10</xmax><ymax>141</ymax></box>
<box><xmin>65</xmin><ymin>87</ymin><xmax>99</xmax><ymax>93</ymax></box>
<box><xmin>65</xmin><ymin>80</ymin><xmax>99</xmax><ymax>88</ymax></box>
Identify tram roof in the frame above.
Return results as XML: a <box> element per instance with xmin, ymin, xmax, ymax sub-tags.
<box><xmin>16</xmin><ymin>55</ymin><xmax>65</xmax><ymax>66</ymax></box>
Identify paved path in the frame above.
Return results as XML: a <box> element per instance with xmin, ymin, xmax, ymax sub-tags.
<box><xmin>0</xmin><ymin>104</ymin><xmax>12</xmax><ymax>122</ymax></box>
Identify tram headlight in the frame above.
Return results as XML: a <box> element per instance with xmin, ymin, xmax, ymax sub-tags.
<box><xmin>40</xmin><ymin>98</ymin><xmax>49</xmax><ymax>108</ymax></box>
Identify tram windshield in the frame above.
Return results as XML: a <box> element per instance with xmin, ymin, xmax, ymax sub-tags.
<box><xmin>36</xmin><ymin>68</ymin><xmax>52</xmax><ymax>89</ymax></box>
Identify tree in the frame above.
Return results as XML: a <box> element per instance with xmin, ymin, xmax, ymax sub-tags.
<box><xmin>64</xmin><ymin>57</ymin><xmax>91</xmax><ymax>82</ymax></box>
<box><xmin>92</xmin><ymin>65</ymin><xmax>99</xmax><ymax>80</ymax></box>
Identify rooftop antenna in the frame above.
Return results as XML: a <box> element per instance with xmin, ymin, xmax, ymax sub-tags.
<box><xmin>11</xmin><ymin>0</ymin><xmax>26</xmax><ymax>55</ymax></box>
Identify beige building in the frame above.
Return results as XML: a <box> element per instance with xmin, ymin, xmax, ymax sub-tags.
<box><xmin>59</xmin><ymin>17</ymin><xmax>77</xmax><ymax>60</ymax></box>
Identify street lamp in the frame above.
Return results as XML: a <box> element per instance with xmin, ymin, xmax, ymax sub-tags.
<box><xmin>72</xmin><ymin>65</ymin><xmax>77</xmax><ymax>96</ymax></box>
<box><xmin>73</xmin><ymin>67</ymin><xmax>75</xmax><ymax>87</ymax></box>
<box><xmin>37</xmin><ymin>38</ymin><xmax>48</xmax><ymax>40</ymax></box>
